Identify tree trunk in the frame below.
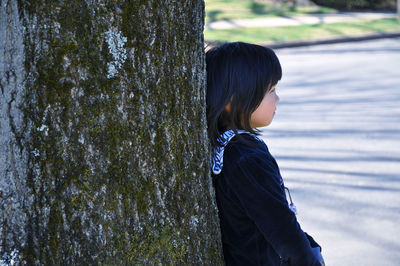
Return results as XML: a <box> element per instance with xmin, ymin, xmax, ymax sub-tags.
<box><xmin>0</xmin><ymin>0</ymin><xmax>223</xmax><ymax>264</ymax></box>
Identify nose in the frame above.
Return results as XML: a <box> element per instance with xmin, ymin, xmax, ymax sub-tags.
<box><xmin>276</xmin><ymin>94</ymin><xmax>280</xmax><ymax>103</ymax></box>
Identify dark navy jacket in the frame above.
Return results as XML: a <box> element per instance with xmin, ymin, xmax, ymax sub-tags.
<box><xmin>212</xmin><ymin>134</ymin><xmax>321</xmax><ymax>266</ymax></box>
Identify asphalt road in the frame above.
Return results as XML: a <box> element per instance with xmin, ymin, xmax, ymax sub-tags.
<box><xmin>260</xmin><ymin>37</ymin><xmax>400</xmax><ymax>266</ymax></box>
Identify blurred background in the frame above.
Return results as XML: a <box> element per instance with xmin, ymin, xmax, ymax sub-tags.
<box><xmin>204</xmin><ymin>0</ymin><xmax>399</xmax><ymax>45</ymax></box>
<box><xmin>204</xmin><ymin>1</ymin><xmax>400</xmax><ymax>265</ymax></box>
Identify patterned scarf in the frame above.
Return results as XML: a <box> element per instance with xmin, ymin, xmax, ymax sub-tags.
<box><xmin>212</xmin><ymin>129</ymin><xmax>262</xmax><ymax>175</ymax></box>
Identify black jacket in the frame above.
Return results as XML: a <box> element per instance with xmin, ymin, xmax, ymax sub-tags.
<box><xmin>212</xmin><ymin>134</ymin><xmax>321</xmax><ymax>266</ymax></box>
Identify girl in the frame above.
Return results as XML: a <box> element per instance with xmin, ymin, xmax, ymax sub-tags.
<box><xmin>206</xmin><ymin>42</ymin><xmax>324</xmax><ymax>266</ymax></box>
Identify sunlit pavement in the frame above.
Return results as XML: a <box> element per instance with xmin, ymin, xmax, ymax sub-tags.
<box><xmin>261</xmin><ymin>38</ymin><xmax>400</xmax><ymax>266</ymax></box>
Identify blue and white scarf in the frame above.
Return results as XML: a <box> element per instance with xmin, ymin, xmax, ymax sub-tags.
<box><xmin>212</xmin><ymin>129</ymin><xmax>262</xmax><ymax>175</ymax></box>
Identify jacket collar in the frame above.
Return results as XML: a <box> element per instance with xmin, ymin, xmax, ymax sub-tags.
<box><xmin>212</xmin><ymin>130</ymin><xmax>262</xmax><ymax>175</ymax></box>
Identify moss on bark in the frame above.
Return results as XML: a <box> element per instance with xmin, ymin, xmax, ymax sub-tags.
<box><xmin>1</xmin><ymin>0</ymin><xmax>223</xmax><ymax>264</ymax></box>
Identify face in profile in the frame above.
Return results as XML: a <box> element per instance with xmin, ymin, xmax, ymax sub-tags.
<box><xmin>250</xmin><ymin>85</ymin><xmax>280</xmax><ymax>128</ymax></box>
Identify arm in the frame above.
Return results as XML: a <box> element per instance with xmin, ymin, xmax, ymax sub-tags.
<box><xmin>305</xmin><ymin>232</ymin><xmax>320</xmax><ymax>250</ymax></box>
<box><xmin>226</xmin><ymin>154</ymin><xmax>321</xmax><ymax>266</ymax></box>
<box><xmin>306</xmin><ymin>233</ymin><xmax>325</xmax><ymax>266</ymax></box>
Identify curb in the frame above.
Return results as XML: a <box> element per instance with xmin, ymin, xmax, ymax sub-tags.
<box><xmin>265</xmin><ymin>31</ymin><xmax>400</xmax><ymax>49</ymax></box>
<box><xmin>205</xmin><ymin>31</ymin><xmax>400</xmax><ymax>50</ymax></box>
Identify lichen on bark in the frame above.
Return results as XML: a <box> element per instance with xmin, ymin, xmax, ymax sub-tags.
<box><xmin>1</xmin><ymin>0</ymin><xmax>31</xmax><ymax>263</ymax></box>
<box><xmin>1</xmin><ymin>0</ymin><xmax>223</xmax><ymax>264</ymax></box>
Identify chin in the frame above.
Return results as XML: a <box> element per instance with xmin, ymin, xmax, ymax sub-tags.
<box><xmin>256</xmin><ymin>123</ymin><xmax>271</xmax><ymax>128</ymax></box>
<box><xmin>264</xmin><ymin>121</ymin><xmax>272</xmax><ymax>127</ymax></box>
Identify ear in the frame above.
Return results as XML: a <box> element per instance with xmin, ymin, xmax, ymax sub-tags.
<box><xmin>224</xmin><ymin>98</ymin><xmax>233</xmax><ymax>113</ymax></box>
<box><xmin>224</xmin><ymin>102</ymin><xmax>231</xmax><ymax>113</ymax></box>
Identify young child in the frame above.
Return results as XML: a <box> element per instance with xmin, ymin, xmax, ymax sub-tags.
<box><xmin>206</xmin><ymin>42</ymin><xmax>324</xmax><ymax>266</ymax></box>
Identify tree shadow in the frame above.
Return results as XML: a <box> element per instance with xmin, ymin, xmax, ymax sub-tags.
<box><xmin>249</xmin><ymin>2</ymin><xmax>267</xmax><ymax>15</ymax></box>
<box><xmin>281</xmin><ymin>166</ymin><xmax>400</xmax><ymax>183</ymax></box>
<box><xmin>206</xmin><ymin>10</ymin><xmax>222</xmax><ymax>23</ymax></box>
<box><xmin>249</xmin><ymin>1</ymin><xmax>295</xmax><ymax>18</ymax></box>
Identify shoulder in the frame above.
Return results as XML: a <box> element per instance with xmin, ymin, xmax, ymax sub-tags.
<box><xmin>224</xmin><ymin>134</ymin><xmax>272</xmax><ymax>166</ymax></box>
<box><xmin>211</xmin><ymin>130</ymin><xmax>276</xmax><ymax>176</ymax></box>
<box><xmin>221</xmin><ymin>134</ymin><xmax>284</xmax><ymax>192</ymax></box>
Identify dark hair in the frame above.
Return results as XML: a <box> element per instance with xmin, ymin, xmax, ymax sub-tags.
<box><xmin>206</xmin><ymin>42</ymin><xmax>282</xmax><ymax>148</ymax></box>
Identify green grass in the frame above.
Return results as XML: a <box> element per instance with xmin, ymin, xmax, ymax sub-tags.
<box><xmin>204</xmin><ymin>18</ymin><xmax>400</xmax><ymax>44</ymax></box>
<box><xmin>205</xmin><ymin>0</ymin><xmax>336</xmax><ymax>23</ymax></box>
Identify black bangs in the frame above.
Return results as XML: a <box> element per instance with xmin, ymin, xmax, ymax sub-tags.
<box><xmin>206</xmin><ymin>42</ymin><xmax>282</xmax><ymax>148</ymax></box>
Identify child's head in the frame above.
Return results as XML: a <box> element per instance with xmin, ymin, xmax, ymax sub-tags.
<box><xmin>206</xmin><ymin>42</ymin><xmax>282</xmax><ymax>147</ymax></box>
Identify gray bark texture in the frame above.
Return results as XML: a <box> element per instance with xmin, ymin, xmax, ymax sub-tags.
<box><xmin>0</xmin><ymin>0</ymin><xmax>223</xmax><ymax>264</ymax></box>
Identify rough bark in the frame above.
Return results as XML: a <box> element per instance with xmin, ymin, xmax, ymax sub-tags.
<box><xmin>0</xmin><ymin>0</ymin><xmax>223</xmax><ymax>264</ymax></box>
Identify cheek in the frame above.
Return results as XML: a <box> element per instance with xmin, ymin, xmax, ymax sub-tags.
<box><xmin>255</xmin><ymin>104</ymin><xmax>272</xmax><ymax>119</ymax></box>
<box><xmin>261</xmin><ymin>99</ymin><xmax>275</xmax><ymax>112</ymax></box>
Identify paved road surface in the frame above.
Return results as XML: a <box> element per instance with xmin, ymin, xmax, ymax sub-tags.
<box><xmin>260</xmin><ymin>38</ymin><xmax>400</xmax><ymax>266</ymax></box>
